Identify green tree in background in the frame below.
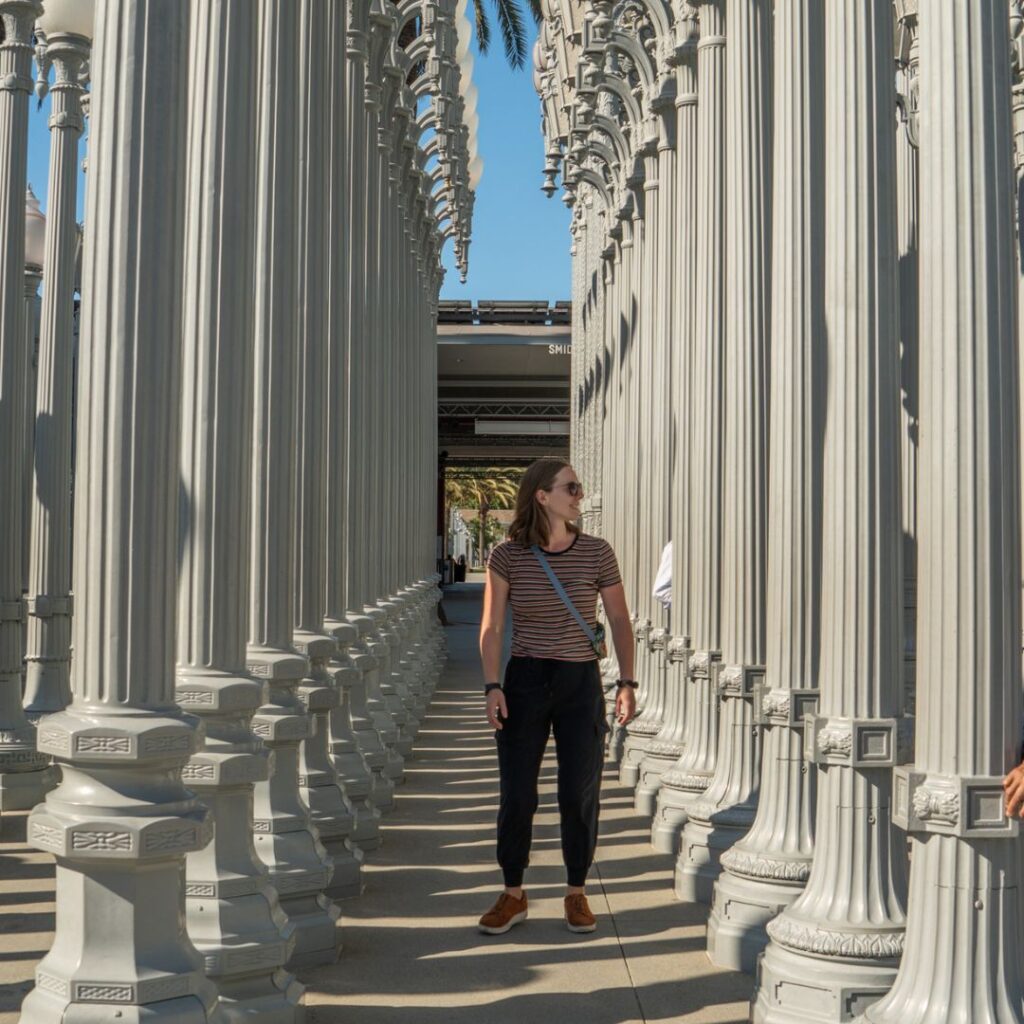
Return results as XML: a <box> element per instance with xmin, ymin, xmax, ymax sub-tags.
<box><xmin>445</xmin><ymin>468</ymin><xmax>519</xmax><ymax>564</ymax></box>
<box><xmin>481</xmin><ymin>512</ymin><xmax>507</xmax><ymax>553</ymax></box>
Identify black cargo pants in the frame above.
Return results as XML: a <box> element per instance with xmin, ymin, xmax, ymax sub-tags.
<box><xmin>495</xmin><ymin>655</ymin><xmax>607</xmax><ymax>888</ymax></box>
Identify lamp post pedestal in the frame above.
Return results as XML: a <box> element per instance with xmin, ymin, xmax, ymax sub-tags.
<box><xmin>294</xmin><ymin>630</ymin><xmax>364</xmax><ymax>901</ymax></box>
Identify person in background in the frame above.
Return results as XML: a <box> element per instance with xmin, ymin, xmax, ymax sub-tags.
<box><xmin>652</xmin><ymin>540</ymin><xmax>672</xmax><ymax>611</ymax></box>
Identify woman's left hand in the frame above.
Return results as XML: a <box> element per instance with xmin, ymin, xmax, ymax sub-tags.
<box><xmin>615</xmin><ymin>686</ymin><xmax>636</xmax><ymax>726</ymax></box>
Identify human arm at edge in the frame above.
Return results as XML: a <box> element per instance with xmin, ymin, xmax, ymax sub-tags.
<box><xmin>600</xmin><ymin>581</ymin><xmax>634</xmax><ymax>679</ymax></box>
<box><xmin>480</xmin><ymin>567</ymin><xmax>510</xmax><ymax>728</ymax></box>
<box><xmin>601</xmin><ymin>581</ymin><xmax>636</xmax><ymax>725</ymax></box>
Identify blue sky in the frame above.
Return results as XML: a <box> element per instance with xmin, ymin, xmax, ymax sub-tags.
<box><xmin>25</xmin><ymin>23</ymin><xmax>570</xmax><ymax>303</ymax></box>
<box><xmin>440</xmin><ymin>20</ymin><xmax>571</xmax><ymax>303</ymax></box>
<box><xmin>26</xmin><ymin>88</ymin><xmax>73</xmax><ymax>222</ymax></box>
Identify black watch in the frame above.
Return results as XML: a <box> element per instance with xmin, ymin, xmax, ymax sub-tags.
<box><xmin>616</xmin><ymin>679</ymin><xmax>638</xmax><ymax>690</ymax></box>
<box><xmin>484</xmin><ymin>683</ymin><xmax>503</xmax><ymax>696</ymax></box>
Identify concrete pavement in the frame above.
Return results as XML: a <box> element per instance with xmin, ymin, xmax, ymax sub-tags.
<box><xmin>0</xmin><ymin>579</ymin><xmax>752</xmax><ymax>1023</ymax></box>
<box><xmin>303</xmin><ymin>580</ymin><xmax>751</xmax><ymax>1023</ymax></box>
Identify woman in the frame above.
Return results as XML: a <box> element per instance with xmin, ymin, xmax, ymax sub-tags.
<box><xmin>477</xmin><ymin>458</ymin><xmax>637</xmax><ymax>935</ymax></box>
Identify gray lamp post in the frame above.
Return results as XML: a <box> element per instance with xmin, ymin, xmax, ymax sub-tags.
<box><xmin>622</xmin><ymin>106</ymin><xmax>668</xmax><ymax>795</ymax></box>
<box><xmin>0</xmin><ymin>0</ymin><xmax>47</xmax><ymax>814</ymax></box>
<box><xmin>22</xmin><ymin>1</ymin><xmax>220</xmax><ymax>1019</ymax></box>
<box><xmin>323</xmin><ymin>0</ymin><xmax>386</xmax><ymax>845</ymax></box>
<box><xmin>752</xmin><ymin>4</ymin><xmax>909</xmax><ymax>1018</ymax></box>
<box><xmin>644</xmin><ymin>6</ymin><xmax>699</xmax><ymax>842</ymax></box>
<box><xmin>23</xmin><ymin>0</ymin><xmax>91</xmax><ymax>739</ymax></box>
<box><xmin>707</xmin><ymin>0</ymin><xmax>824</xmax><ymax>971</ymax></box>
<box><xmin>651</xmin><ymin>0</ymin><xmax>726</xmax><ymax>855</ymax></box>
<box><xmin>675</xmin><ymin>0</ymin><xmax>772</xmax><ymax>906</ymax></box>
<box><xmin>293</xmin><ymin>0</ymin><xmax>364</xmax><ymax>902</ymax></box>
<box><xmin>247</xmin><ymin>0</ymin><xmax>340</xmax><ymax>971</ymax></box>
<box><xmin>345</xmin><ymin>7</ymin><xmax>407</xmax><ymax>795</ymax></box>
<box><xmin>338</xmin><ymin>0</ymin><xmax>401</xmax><ymax>811</ymax></box>
<box><xmin>22</xmin><ymin>186</ymin><xmax>45</xmax><ymax>597</ymax></box>
<box><xmin>357</xmin><ymin>33</ymin><xmax>415</xmax><ymax>766</ymax></box>
<box><xmin>894</xmin><ymin>0</ymin><xmax>918</xmax><ymax>726</ymax></box>
<box><xmin>175</xmin><ymin>1</ymin><xmax>303</xmax><ymax>1017</ymax></box>
<box><xmin>860</xmin><ymin>3</ymin><xmax>1024</xmax><ymax>1018</ymax></box>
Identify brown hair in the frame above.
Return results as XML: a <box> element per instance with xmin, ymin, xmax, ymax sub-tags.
<box><xmin>506</xmin><ymin>458</ymin><xmax>581</xmax><ymax>548</ymax></box>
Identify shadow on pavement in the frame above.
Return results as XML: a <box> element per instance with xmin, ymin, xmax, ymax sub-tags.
<box><xmin>304</xmin><ymin>583</ymin><xmax>752</xmax><ymax>1024</ymax></box>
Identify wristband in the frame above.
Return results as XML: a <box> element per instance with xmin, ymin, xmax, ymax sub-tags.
<box><xmin>616</xmin><ymin>679</ymin><xmax>638</xmax><ymax>690</ymax></box>
<box><xmin>484</xmin><ymin>683</ymin><xmax>502</xmax><ymax>696</ymax></box>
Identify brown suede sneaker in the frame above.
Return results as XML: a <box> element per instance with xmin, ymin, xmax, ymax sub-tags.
<box><xmin>478</xmin><ymin>891</ymin><xmax>529</xmax><ymax>935</ymax></box>
<box><xmin>564</xmin><ymin>893</ymin><xmax>596</xmax><ymax>933</ymax></box>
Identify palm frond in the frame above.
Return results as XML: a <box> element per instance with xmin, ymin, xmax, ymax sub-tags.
<box><xmin>493</xmin><ymin>0</ymin><xmax>527</xmax><ymax>69</ymax></box>
<box><xmin>445</xmin><ymin>467</ymin><xmax>519</xmax><ymax>512</ymax></box>
<box><xmin>472</xmin><ymin>0</ymin><xmax>492</xmax><ymax>55</ymax></box>
<box><xmin>469</xmin><ymin>0</ymin><xmax>538</xmax><ymax>68</ymax></box>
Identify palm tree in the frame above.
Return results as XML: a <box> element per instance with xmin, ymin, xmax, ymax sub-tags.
<box><xmin>445</xmin><ymin>468</ymin><xmax>519</xmax><ymax>565</ymax></box>
<box><xmin>473</xmin><ymin>0</ymin><xmax>543</xmax><ymax>70</ymax></box>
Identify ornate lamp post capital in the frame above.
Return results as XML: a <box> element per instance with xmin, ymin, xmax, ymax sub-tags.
<box><xmin>0</xmin><ymin>0</ymin><xmax>40</xmax><ymax>95</ymax></box>
<box><xmin>42</xmin><ymin>33</ymin><xmax>89</xmax><ymax>131</ymax></box>
<box><xmin>895</xmin><ymin>0</ymin><xmax>919</xmax><ymax>149</ymax></box>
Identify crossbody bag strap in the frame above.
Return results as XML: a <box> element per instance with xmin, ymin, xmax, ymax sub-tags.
<box><xmin>530</xmin><ymin>544</ymin><xmax>598</xmax><ymax>649</ymax></box>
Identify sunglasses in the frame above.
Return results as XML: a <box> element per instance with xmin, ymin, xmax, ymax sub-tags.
<box><xmin>551</xmin><ymin>481</ymin><xmax>584</xmax><ymax>498</ymax></box>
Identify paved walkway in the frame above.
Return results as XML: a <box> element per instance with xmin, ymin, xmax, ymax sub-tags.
<box><xmin>0</xmin><ymin>579</ymin><xmax>752</xmax><ymax>1024</ymax></box>
<box><xmin>305</xmin><ymin>581</ymin><xmax>751</xmax><ymax>1023</ymax></box>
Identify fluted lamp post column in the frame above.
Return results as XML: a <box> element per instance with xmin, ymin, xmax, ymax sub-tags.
<box><xmin>378</xmin><ymin>75</ymin><xmax>420</xmax><ymax>728</ymax></box>
<box><xmin>175</xmin><ymin>1</ymin><xmax>303</xmax><ymax>1018</ymax></box>
<box><xmin>332</xmin><ymin>11</ymin><xmax>397</xmax><ymax>816</ymax></box>
<box><xmin>389</xmin><ymin>163</ymin><xmax>432</xmax><ymax>727</ymax></box>
<box><xmin>323</xmin><ymin>0</ymin><xmax>384</xmax><ymax>847</ymax></box>
<box><xmin>752</xmin><ymin>3</ymin><xmax>908</xmax><ymax>1018</ymax></box>
<box><xmin>247</xmin><ymin>0</ymin><xmax>340</xmax><ymax>970</ymax></box>
<box><xmin>22</xmin><ymin>1</ymin><xmax>220</xmax><ymax>1020</ymax></box>
<box><xmin>0</xmin><ymin>0</ymin><xmax>49</xmax><ymax>813</ymax></box>
<box><xmin>342</xmin><ymin>4</ymin><xmax>405</xmax><ymax>801</ymax></box>
<box><xmin>675</xmin><ymin>0</ymin><xmax>771</xmax><ymax>905</ymax></box>
<box><xmin>860</xmin><ymin>3</ymin><xmax>1024</xmax><ymax>1018</ymax></box>
<box><xmin>634</xmin><ymin>72</ymin><xmax>679</xmax><ymax>816</ymax></box>
<box><xmin>894</xmin><ymin>0</ymin><xmax>918</xmax><ymax>722</ymax></box>
<box><xmin>643</xmin><ymin>6</ymin><xmax>699</xmax><ymax>836</ymax></box>
<box><xmin>22</xmin><ymin>1</ymin><xmax>90</xmax><ymax>741</ymax></box>
<box><xmin>707</xmin><ymin>0</ymin><xmax>823</xmax><ymax>972</ymax></box>
<box><xmin>623</xmin><ymin>118</ymin><xmax>669</xmax><ymax>797</ymax></box>
<box><xmin>652</xmin><ymin>0</ymin><xmax>726</xmax><ymax>856</ymax></box>
<box><xmin>361</xmin><ymin>50</ymin><xmax>415</xmax><ymax>762</ymax></box>
<box><xmin>620</xmin><ymin>187</ymin><xmax>649</xmax><ymax>782</ymax></box>
<box><xmin>22</xmin><ymin>189</ymin><xmax>44</xmax><ymax>598</ymax></box>
<box><xmin>294</xmin><ymin>0</ymin><xmax>364</xmax><ymax>903</ymax></box>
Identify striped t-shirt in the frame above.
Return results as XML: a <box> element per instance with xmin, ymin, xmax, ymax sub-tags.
<box><xmin>487</xmin><ymin>533</ymin><xmax>622</xmax><ymax>661</ymax></box>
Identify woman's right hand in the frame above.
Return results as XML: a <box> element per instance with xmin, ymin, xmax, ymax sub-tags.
<box><xmin>488</xmin><ymin>688</ymin><xmax>508</xmax><ymax>730</ymax></box>
<box><xmin>1004</xmin><ymin>761</ymin><xmax>1024</xmax><ymax>817</ymax></box>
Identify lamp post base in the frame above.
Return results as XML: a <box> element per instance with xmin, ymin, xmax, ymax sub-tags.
<box><xmin>634</xmin><ymin>749</ymin><xmax>680</xmax><ymax>816</ymax></box>
<box><xmin>752</xmin><ymin>938</ymin><xmax>897</xmax><ymax>1024</ymax></box>
<box><xmin>0</xmin><ymin>763</ymin><xmax>57</xmax><ymax>811</ymax></box>
<box><xmin>707</xmin><ymin>866</ymin><xmax>802</xmax><ymax>974</ymax></box>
